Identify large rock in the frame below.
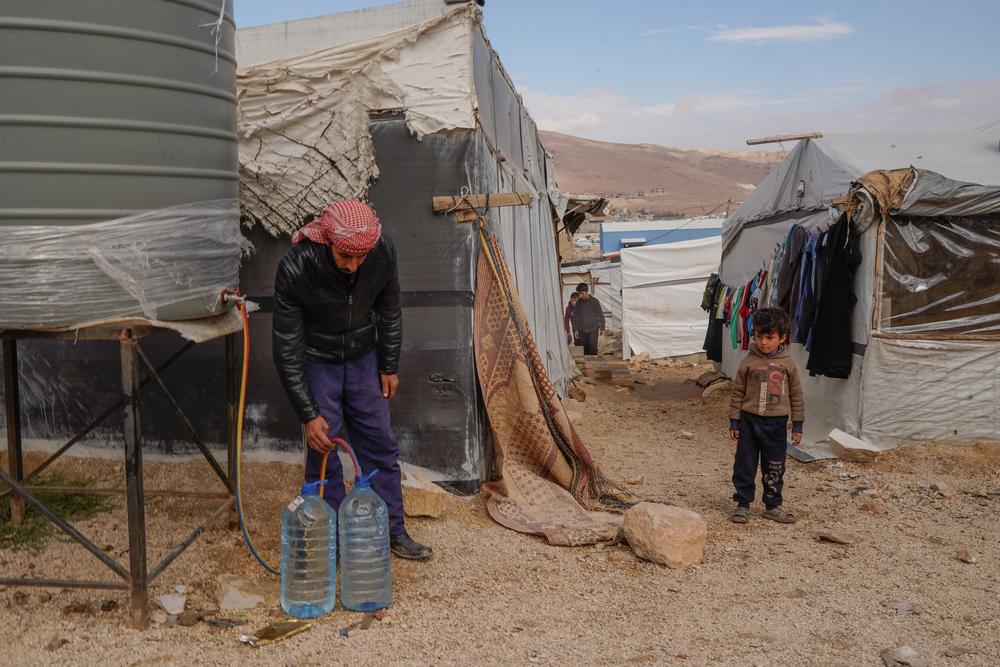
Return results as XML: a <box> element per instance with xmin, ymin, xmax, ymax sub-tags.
<box><xmin>623</xmin><ymin>502</ymin><xmax>706</xmax><ymax>569</ymax></box>
<box><xmin>401</xmin><ymin>470</ymin><xmax>449</xmax><ymax>518</ymax></box>
<box><xmin>829</xmin><ymin>429</ymin><xmax>880</xmax><ymax>463</ymax></box>
<box><xmin>701</xmin><ymin>381</ymin><xmax>732</xmax><ymax>403</ymax></box>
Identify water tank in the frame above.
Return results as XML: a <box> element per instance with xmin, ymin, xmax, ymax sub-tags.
<box><xmin>0</xmin><ymin>0</ymin><xmax>241</xmax><ymax>326</ymax></box>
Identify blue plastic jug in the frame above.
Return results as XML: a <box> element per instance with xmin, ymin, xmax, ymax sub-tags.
<box><xmin>280</xmin><ymin>480</ymin><xmax>336</xmax><ymax>618</ymax></box>
<box><xmin>339</xmin><ymin>471</ymin><xmax>392</xmax><ymax>611</ymax></box>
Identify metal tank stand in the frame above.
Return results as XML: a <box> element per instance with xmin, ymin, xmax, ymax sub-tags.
<box><xmin>0</xmin><ymin>323</ymin><xmax>242</xmax><ymax>629</ymax></box>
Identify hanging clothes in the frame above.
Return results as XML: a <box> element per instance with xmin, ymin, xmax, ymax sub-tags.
<box><xmin>703</xmin><ymin>278</ymin><xmax>725</xmax><ymax>363</ymax></box>
<box><xmin>793</xmin><ymin>233</ymin><xmax>821</xmax><ymax>344</ymax></box>
<box><xmin>729</xmin><ymin>284</ymin><xmax>744</xmax><ymax>349</ymax></box>
<box><xmin>807</xmin><ymin>214</ymin><xmax>862</xmax><ymax>379</ymax></box>
<box><xmin>778</xmin><ymin>225</ymin><xmax>810</xmax><ymax>315</ymax></box>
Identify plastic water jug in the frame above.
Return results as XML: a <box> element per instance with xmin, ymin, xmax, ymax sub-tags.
<box><xmin>280</xmin><ymin>480</ymin><xmax>336</xmax><ymax>618</ymax></box>
<box><xmin>339</xmin><ymin>471</ymin><xmax>392</xmax><ymax>611</ymax></box>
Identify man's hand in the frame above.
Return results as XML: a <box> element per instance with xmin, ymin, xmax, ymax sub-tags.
<box><xmin>380</xmin><ymin>373</ymin><xmax>399</xmax><ymax>399</ymax></box>
<box><xmin>304</xmin><ymin>416</ymin><xmax>334</xmax><ymax>453</ymax></box>
<box><xmin>791</xmin><ymin>432</ymin><xmax>802</xmax><ymax>446</ymax></box>
<box><xmin>729</xmin><ymin>428</ymin><xmax>740</xmax><ymax>441</ymax></box>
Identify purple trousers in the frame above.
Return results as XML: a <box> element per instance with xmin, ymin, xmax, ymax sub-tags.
<box><xmin>303</xmin><ymin>351</ymin><xmax>405</xmax><ymax>536</ymax></box>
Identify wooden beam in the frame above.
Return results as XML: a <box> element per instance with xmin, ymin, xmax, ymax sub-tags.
<box><xmin>746</xmin><ymin>132</ymin><xmax>823</xmax><ymax>146</ymax></box>
<box><xmin>432</xmin><ymin>192</ymin><xmax>533</xmax><ymax>212</ymax></box>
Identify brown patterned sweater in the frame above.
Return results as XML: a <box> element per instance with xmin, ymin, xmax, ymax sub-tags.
<box><xmin>728</xmin><ymin>343</ymin><xmax>805</xmax><ymax>426</ymax></box>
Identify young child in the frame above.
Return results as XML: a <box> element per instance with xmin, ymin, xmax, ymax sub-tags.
<box><xmin>728</xmin><ymin>307</ymin><xmax>804</xmax><ymax>524</ymax></box>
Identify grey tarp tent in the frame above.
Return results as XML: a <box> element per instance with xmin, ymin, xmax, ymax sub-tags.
<box><xmin>720</xmin><ymin>133</ymin><xmax>1000</xmax><ymax>457</ymax></box>
<box><xmin>235</xmin><ymin>0</ymin><xmax>576</xmax><ymax>487</ymax></box>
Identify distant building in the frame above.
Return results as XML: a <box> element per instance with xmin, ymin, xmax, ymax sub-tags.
<box><xmin>599</xmin><ymin>216</ymin><xmax>725</xmax><ymax>254</ymax></box>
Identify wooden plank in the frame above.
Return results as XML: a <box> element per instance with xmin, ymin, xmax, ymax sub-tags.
<box><xmin>432</xmin><ymin>192</ymin><xmax>533</xmax><ymax>212</ymax></box>
<box><xmin>746</xmin><ymin>132</ymin><xmax>823</xmax><ymax>146</ymax></box>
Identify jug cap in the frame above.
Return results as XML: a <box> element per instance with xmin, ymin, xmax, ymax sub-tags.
<box><xmin>300</xmin><ymin>480</ymin><xmax>327</xmax><ymax>496</ymax></box>
<box><xmin>354</xmin><ymin>470</ymin><xmax>379</xmax><ymax>488</ymax></box>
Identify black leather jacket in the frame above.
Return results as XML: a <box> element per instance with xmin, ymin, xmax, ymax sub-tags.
<box><xmin>272</xmin><ymin>236</ymin><xmax>402</xmax><ymax>423</ymax></box>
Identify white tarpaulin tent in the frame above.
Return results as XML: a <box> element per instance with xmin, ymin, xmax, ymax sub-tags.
<box><xmin>621</xmin><ymin>236</ymin><xmax>721</xmax><ymax>359</ymax></box>
<box><xmin>720</xmin><ymin>133</ymin><xmax>1000</xmax><ymax>457</ymax></box>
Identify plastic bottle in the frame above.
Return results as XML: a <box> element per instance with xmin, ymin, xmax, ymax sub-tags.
<box><xmin>280</xmin><ymin>480</ymin><xmax>336</xmax><ymax>618</ymax></box>
<box><xmin>339</xmin><ymin>470</ymin><xmax>392</xmax><ymax>611</ymax></box>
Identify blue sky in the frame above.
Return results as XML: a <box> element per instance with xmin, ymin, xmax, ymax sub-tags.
<box><xmin>236</xmin><ymin>1</ymin><xmax>1000</xmax><ymax>150</ymax></box>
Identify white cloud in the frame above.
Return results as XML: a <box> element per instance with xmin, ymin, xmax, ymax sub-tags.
<box><xmin>638</xmin><ymin>28</ymin><xmax>673</xmax><ymax>37</ymax></box>
<box><xmin>519</xmin><ymin>80</ymin><xmax>1000</xmax><ymax>151</ymax></box>
<box><xmin>709</xmin><ymin>18</ymin><xmax>853</xmax><ymax>44</ymax></box>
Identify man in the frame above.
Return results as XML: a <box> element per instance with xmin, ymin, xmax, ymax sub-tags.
<box><xmin>571</xmin><ymin>282</ymin><xmax>605</xmax><ymax>355</ymax></box>
<box><xmin>272</xmin><ymin>200</ymin><xmax>432</xmax><ymax>560</ymax></box>
<box><xmin>563</xmin><ymin>291</ymin><xmax>579</xmax><ymax>345</ymax></box>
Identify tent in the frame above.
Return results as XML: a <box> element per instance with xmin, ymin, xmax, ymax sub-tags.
<box><xmin>621</xmin><ymin>236</ymin><xmax>721</xmax><ymax>359</ymax></box>
<box><xmin>720</xmin><ymin>133</ymin><xmax>1000</xmax><ymax>455</ymax></box>
<box><xmin>233</xmin><ymin>0</ymin><xmax>579</xmax><ymax>488</ymax></box>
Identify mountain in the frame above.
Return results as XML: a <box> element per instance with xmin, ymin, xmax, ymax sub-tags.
<box><xmin>540</xmin><ymin>131</ymin><xmax>785</xmax><ymax>219</ymax></box>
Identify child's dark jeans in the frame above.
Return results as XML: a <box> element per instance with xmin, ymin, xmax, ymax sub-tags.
<box><xmin>732</xmin><ymin>411</ymin><xmax>788</xmax><ymax>509</ymax></box>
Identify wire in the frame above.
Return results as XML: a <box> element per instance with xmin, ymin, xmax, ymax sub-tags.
<box><xmin>232</xmin><ymin>299</ymin><xmax>361</xmax><ymax>575</ymax></box>
<box><xmin>637</xmin><ymin>201</ymin><xmax>729</xmax><ymax>247</ymax></box>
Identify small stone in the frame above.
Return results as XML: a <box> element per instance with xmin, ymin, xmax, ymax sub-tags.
<box><xmin>944</xmin><ymin>645</ymin><xmax>976</xmax><ymax>658</ymax></box>
<box><xmin>677</xmin><ymin>430</ymin><xmax>694</xmax><ymax>440</ymax></box>
<box><xmin>98</xmin><ymin>599</ymin><xmax>118</xmax><ymax>613</ymax></box>
<box><xmin>568</xmin><ymin>386</ymin><xmax>587</xmax><ymax>402</ymax></box>
<box><xmin>151</xmin><ymin>610</ymin><xmax>168</xmax><ymax>625</ymax></box>
<box><xmin>177</xmin><ymin>609</ymin><xmax>201</xmax><ymax>627</ymax></box>
<box><xmin>174</xmin><ymin>585</ymin><xmax>188</xmax><ymax>594</ymax></box>
<box><xmin>622</xmin><ymin>502</ymin><xmax>706</xmax><ymax>569</ymax></box>
<box><xmin>882</xmin><ymin>600</ymin><xmax>920</xmax><ymax>616</ymax></box>
<box><xmin>931</xmin><ymin>481</ymin><xmax>956</xmax><ymax>499</ymax></box>
<box><xmin>45</xmin><ymin>635</ymin><xmax>69</xmax><ymax>651</ymax></box>
<box><xmin>880</xmin><ymin>645</ymin><xmax>926</xmax><ymax>667</ymax></box>
<box><xmin>956</xmin><ymin>548</ymin><xmax>977</xmax><ymax>564</ymax></box>
<box><xmin>624</xmin><ymin>475</ymin><xmax>646</xmax><ymax>487</ymax></box>
<box><xmin>401</xmin><ymin>474</ymin><xmax>448</xmax><ymax>519</ymax></box>
<box><xmin>816</xmin><ymin>532</ymin><xmax>852</xmax><ymax>545</ymax></box>
<box><xmin>156</xmin><ymin>593</ymin><xmax>186</xmax><ymax>615</ymax></box>
<box><xmin>165</xmin><ymin>614</ymin><xmax>178</xmax><ymax>628</ymax></box>
<box><xmin>860</xmin><ymin>499</ymin><xmax>887</xmax><ymax>514</ymax></box>
<box><xmin>13</xmin><ymin>591</ymin><xmax>28</xmax><ymax>605</ymax></box>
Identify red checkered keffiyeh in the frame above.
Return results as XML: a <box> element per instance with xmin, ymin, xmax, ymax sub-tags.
<box><xmin>292</xmin><ymin>200</ymin><xmax>382</xmax><ymax>253</ymax></box>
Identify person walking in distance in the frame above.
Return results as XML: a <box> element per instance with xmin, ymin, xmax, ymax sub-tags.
<box><xmin>571</xmin><ymin>282</ymin><xmax>605</xmax><ymax>355</ymax></box>
<box><xmin>564</xmin><ymin>291</ymin><xmax>580</xmax><ymax>346</ymax></box>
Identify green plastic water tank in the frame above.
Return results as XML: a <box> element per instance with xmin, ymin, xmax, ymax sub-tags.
<box><xmin>0</xmin><ymin>0</ymin><xmax>240</xmax><ymax>325</ymax></box>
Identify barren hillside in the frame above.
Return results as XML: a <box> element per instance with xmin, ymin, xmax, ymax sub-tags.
<box><xmin>541</xmin><ymin>131</ymin><xmax>785</xmax><ymax>219</ymax></box>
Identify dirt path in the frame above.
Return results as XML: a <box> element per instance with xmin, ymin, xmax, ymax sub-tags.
<box><xmin>3</xmin><ymin>362</ymin><xmax>999</xmax><ymax>665</ymax></box>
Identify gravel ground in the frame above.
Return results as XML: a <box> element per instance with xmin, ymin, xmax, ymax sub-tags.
<box><xmin>2</xmin><ymin>361</ymin><xmax>999</xmax><ymax>666</ymax></box>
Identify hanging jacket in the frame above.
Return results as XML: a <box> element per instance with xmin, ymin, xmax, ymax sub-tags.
<box><xmin>807</xmin><ymin>214</ymin><xmax>862</xmax><ymax>379</ymax></box>
<box><xmin>273</xmin><ymin>237</ymin><xmax>402</xmax><ymax>423</ymax></box>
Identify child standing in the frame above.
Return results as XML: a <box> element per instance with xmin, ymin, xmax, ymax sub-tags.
<box><xmin>728</xmin><ymin>307</ymin><xmax>804</xmax><ymax>524</ymax></box>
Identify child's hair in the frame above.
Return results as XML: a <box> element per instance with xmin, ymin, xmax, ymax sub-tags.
<box><xmin>570</xmin><ymin>291</ymin><xmax>580</xmax><ymax>300</ymax></box>
<box><xmin>753</xmin><ymin>307</ymin><xmax>790</xmax><ymax>337</ymax></box>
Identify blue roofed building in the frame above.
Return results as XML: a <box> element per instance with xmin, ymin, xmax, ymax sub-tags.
<box><xmin>599</xmin><ymin>216</ymin><xmax>725</xmax><ymax>255</ymax></box>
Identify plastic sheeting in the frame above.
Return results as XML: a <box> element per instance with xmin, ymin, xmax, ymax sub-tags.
<box><xmin>861</xmin><ymin>337</ymin><xmax>1000</xmax><ymax>446</ymax></box>
<box><xmin>882</xmin><ymin>214</ymin><xmax>1000</xmax><ymax>335</ymax></box>
<box><xmin>236</xmin><ymin>5</ymin><xmax>477</xmax><ymax>235</ymax></box>
<box><xmin>723</xmin><ymin>134</ymin><xmax>1000</xmax><ymax>257</ymax></box>
<box><xmin>621</xmin><ymin>237</ymin><xmax>720</xmax><ymax>359</ymax></box>
<box><xmin>0</xmin><ymin>200</ymin><xmax>247</xmax><ymax>330</ymax></box>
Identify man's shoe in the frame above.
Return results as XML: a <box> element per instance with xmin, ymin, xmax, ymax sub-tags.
<box><xmin>390</xmin><ymin>532</ymin><xmax>433</xmax><ymax>560</ymax></box>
